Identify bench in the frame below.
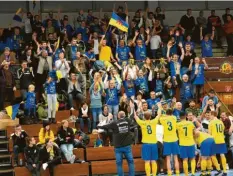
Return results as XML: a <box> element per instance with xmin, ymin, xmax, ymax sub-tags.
<box><xmin>14</xmin><ymin>163</ymin><xmax>89</xmax><ymax>176</ymax></box>
<box><xmin>91</xmin><ymin>158</ymin><xmax>144</xmax><ymax>175</ymax></box>
<box><xmin>55</xmin><ymin>110</ymin><xmax>71</xmax><ymax>122</ymax></box>
<box><xmin>86</xmin><ymin>145</ymin><xmax>142</xmax><ymax>161</ymax></box>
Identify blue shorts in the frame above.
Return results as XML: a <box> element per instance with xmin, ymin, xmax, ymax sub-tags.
<box><xmin>163</xmin><ymin>141</ymin><xmax>180</xmax><ymax>156</ymax></box>
<box><xmin>200</xmin><ymin>138</ymin><xmax>216</xmax><ymax>157</ymax></box>
<box><xmin>215</xmin><ymin>143</ymin><xmax>227</xmax><ymax>154</ymax></box>
<box><xmin>179</xmin><ymin>145</ymin><xmax>195</xmax><ymax>159</ymax></box>
<box><xmin>141</xmin><ymin>143</ymin><xmax>158</xmax><ymax>161</ymax></box>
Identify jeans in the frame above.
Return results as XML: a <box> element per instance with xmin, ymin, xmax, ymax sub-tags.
<box><xmin>26</xmin><ymin>163</ymin><xmax>40</xmax><ymax>176</ymax></box>
<box><xmin>107</xmin><ymin>105</ymin><xmax>119</xmax><ymax>121</ymax></box>
<box><xmin>47</xmin><ymin>94</ymin><xmax>57</xmax><ymax>119</ymax></box>
<box><xmin>60</xmin><ymin>144</ymin><xmax>74</xmax><ymax>162</ymax></box>
<box><xmin>151</xmin><ymin>49</ymin><xmax>158</xmax><ymax>59</ymax></box>
<box><xmin>78</xmin><ymin>117</ymin><xmax>91</xmax><ymax>132</ymax></box>
<box><xmin>91</xmin><ymin>108</ymin><xmax>102</xmax><ymax>129</ymax></box>
<box><xmin>68</xmin><ymin>92</ymin><xmax>85</xmax><ymax>108</ymax></box>
<box><xmin>13</xmin><ymin>145</ymin><xmax>20</xmax><ymax>161</ymax></box>
<box><xmin>114</xmin><ymin>145</ymin><xmax>135</xmax><ymax>176</ymax></box>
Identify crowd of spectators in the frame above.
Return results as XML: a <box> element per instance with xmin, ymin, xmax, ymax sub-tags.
<box><xmin>2</xmin><ymin>4</ymin><xmax>233</xmax><ymax>175</ymax></box>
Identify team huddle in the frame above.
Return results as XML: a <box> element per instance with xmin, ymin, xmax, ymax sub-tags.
<box><xmin>134</xmin><ymin>106</ymin><xmax>227</xmax><ymax>176</ymax></box>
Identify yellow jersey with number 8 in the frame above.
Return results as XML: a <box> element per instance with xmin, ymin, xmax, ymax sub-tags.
<box><xmin>177</xmin><ymin>121</ymin><xmax>195</xmax><ymax>146</ymax></box>
<box><xmin>159</xmin><ymin>115</ymin><xmax>178</xmax><ymax>142</ymax></box>
<box><xmin>136</xmin><ymin>118</ymin><xmax>158</xmax><ymax>144</ymax></box>
<box><xmin>209</xmin><ymin>119</ymin><xmax>225</xmax><ymax>144</ymax></box>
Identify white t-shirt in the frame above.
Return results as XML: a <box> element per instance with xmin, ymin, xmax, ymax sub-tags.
<box><xmin>93</xmin><ymin>39</ymin><xmax>99</xmax><ymax>55</ymax></box>
<box><xmin>150</xmin><ymin>35</ymin><xmax>161</xmax><ymax>50</ymax></box>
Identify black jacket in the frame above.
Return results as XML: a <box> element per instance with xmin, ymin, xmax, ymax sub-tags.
<box><xmin>17</xmin><ymin>67</ymin><xmax>34</xmax><ymax>90</ymax></box>
<box><xmin>98</xmin><ymin>117</ymin><xmax>134</xmax><ymax>148</ymax></box>
<box><xmin>24</xmin><ymin>145</ymin><xmax>39</xmax><ymax>165</ymax></box>
<box><xmin>39</xmin><ymin>144</ymin><xmax>61</xmax><ymax>164</ymax></box>
<box><xmin>11</xmin><ymin>130</ymin><xmax>28</xmax><ymax>150</ymax></box>
<box><xmin>57</xmin><ymin>126</ymin><xmax>75</xmax><ymax>145</ymax></box>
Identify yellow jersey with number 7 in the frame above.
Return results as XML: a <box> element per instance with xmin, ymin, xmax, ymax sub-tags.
<box><xmin>209</xmin><ymin>119</ymin><xmax>225</xmax><ymax>144</ymax></box>
<box><xmin>159</xmin><ymin>115</ymin><xmax>178</xmax><ymax>142</ymax></box>
<box><xmin>136</xmin><ymin>118</ymin><xmax>158</xmax><ymax>144</ymax></box>
<box><xmin>177</xmin><ymin>121</ymin><xmax>195</xmax><ymax>146</ymax></box>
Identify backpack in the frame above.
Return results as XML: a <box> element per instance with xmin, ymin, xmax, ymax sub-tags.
<box><xmin>93</xmin><ymin>60</ymin><xmax>105</xmax><ymax>71</ymax></box>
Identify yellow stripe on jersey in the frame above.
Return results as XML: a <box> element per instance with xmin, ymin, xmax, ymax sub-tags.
<box><xmin>209</xmin><ymin>119</ymin><xmax>225</xmax><ymax>144</ymax></box>
<box><xmin>177</xmin><ymin>121</ymin><xmax>195</xmax><ymax>146</ymax></box>
<box><xmin>136</xmin><ymin>118</ymin><xmax>158</xmax><ymax>144</ymax></box>
<box><xmin>159</xmin><ymin>115</ymin><xmax>178</xmax><ymax>142</ymax></box>
<box><xmin>196</xmin><ymin>131</ymin><xmax>213</xmax><ymax>146</ymax></box>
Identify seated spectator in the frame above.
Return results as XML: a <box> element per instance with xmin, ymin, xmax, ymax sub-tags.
<box><xmin>207</xmin><ymin>10</ymin><xmax>222</xmax><ymax>47</ymax></box>
<box><xmin>179</xmin><ymin>9</ymin><xmax>195</xmax><ymax>35</ymax></box>
<box><xmin>202</xmin><ymin>89</ymin><xmax>218</xmax><ymax>109</ymax></box>
<box><xmin>0</xmin><ymin>62</ymin><xmax>16</xmax><ymax>110</ymax></box>
<box><xmin>0</xmin><ymin>47</ymin><xmax>16</xmax><ymax>65</ymax></box>
<box><xmin>24</xmin><ymin>137</ymin><xmax>40</xmax><ymax>176</ymax></box>
<box><xmin>11</xmin><ymin>124</ymin><xmax>28</xmax><ymax>166</ymax></box>
<box><xmin>17</xmin><ymin>61</ymin><xmax>34</xmax><ymax>100</ymax></box>
<box><xmin>223</xmin><ymin>15</ymin><xmax>233</xmax><ymax>56</ymax></box>
<box><xmin>77</xmin><ymin>102</ymin><xmax>91</xmax><ymax>133</ymax></box>
<box><xmin>185</xmin><ymin>100</ymin><xmax>202</xmax><ymax>117</ymax></box>
<box><xmin>200</xmin><ymin>26</ymin><xmax>215</xmax><ymax>57</ymax></box>
<box><xmin>38</xmin><ymin>120</ymin><xmax>55</xmax><ymax>146</ymax></box>
<box><xmin>24</xmin><ymin>84</ymin><xmax>37</xmax><ymax>124</ymax></box>
<box><xmin>67</xmin><ymin>72</ymin><xmax>85</xmax><ymax>110</ymax></box>
<box><xmin>57</xmin><ymin>120</ymin><xmax>76</xmax><ymax>164</ymax></box>
<box><xmin>222</xmin><ymin>8</ymin><xmax>233</xmax><ymax>24</ymax></box>
<box><xmin>40</xmin><ymin>139</ymin><xmax>61</xmax><ymax>176</ymax></box>
<box><xmin>98</xmin><ymin>105</ymin><xmax>114</xmax><ymax>146</ymax></box>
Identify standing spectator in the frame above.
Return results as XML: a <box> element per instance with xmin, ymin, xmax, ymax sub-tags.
<box><xmin>194</xmin><ymin>10</ymin><xmax>207</xmax><ymax>42</ymax></box>
<box><xmin>32</xmin><ymin>15</ymin><xmax>42</xmax><ymax>37</ymax></box>
<box><xmin>35</xmin><ymin>50</ymin><xmax>53</xmax><ymax>97</ymax></box>
<box><xmin>116</xmin><ymin>39</ymin><xmax>133</xmax><ymax>65</ymax></box>
<box><xmin>55</xmin><ymin>52</ymin><xmax>70</xmax><ymax>92</ymax></box>
<box><xmin>11</xmin><ymin>125</ymin><xmax>28</xmax><ymax>166</ymax></box>
<box><xmin>42</xmin><ymin>11</ymin><xmax>59</xmax><ymax>30</ymax></box>
<box><xmin>44</xmin><ymin>73</ymin><xmax>57</xmax><ymax>123</ymax></box>
<box><xmin>202</xmin><ymin>98</ymin><xmax>221</xmax><ymax>116</ymax></box>
<box><xmin>77</xmin><ymin>10</ymin><xmax>86</xmax><ymax>28</ymax></box>
<box><xmin>57</xmin><ymin>120</ymin><xmax>76</xmax><ymax>164</ymax></box>
<box><xmin>222</xmin><ymin>8</ymin><xmax>233</xmax><ymax>24</ymax></box>
<box><xmin>86</xmin><ymin>9</ymin><xmax>95</xmax><ymax>25</ymax></box>
<box><xmin>97</xmin><ymin>111</ymin><xmax>135</xmax><ymax>176</ymax></box>
<box><xmin>67</xmin><ymin>72</ymin><xmax>85</xmax><ymax>110</ymax></box>
<box><xmin>75</xmin><ymin>21</ymin><xmax>89</xmax><ymax>42</ymax></box>
<box><xmin>0</xmin><ymin>62</ymin><xmax>16</xmax><ymax>110</ymax></box>
<box><xmin>22</xmin><ymin>12</ymin><xmax>33</xmax><ymax>43</ymax></box>
<box><xmin>77</xmin><ymin>102</ymin><xmax>91</xmax><ymax>133</ymax></box>
<box><xmin>207</xmin><ymin>10</ymin><xmax>222</xmax><ymax>46</ymax></box>
<box><xmin>39</xmin><ymin>139</ymin><xmax>61</xmax><ymax>176</ymax></box>
<box><xmin>60</xmin><ymin>18</ymin><xmax>73</xmax><ymax>40</ymax></box>
<box><xmin>17</xmin><ymin>61</ymin><xmax>34</xmax><ymax>100</ymax></box>
<box><xmin>25</xmin><ymin>84</ymin><xmax>37</xmax><ymax>124</ymax></box>
<box><xmin>89</xmin><ymin>80</ymin><xmax>103</xmax><ymax>131</ymax></box>
<box><xmin>150</xmin><ymin>28</ymin><xmax>161</xmax><ymax>59</ymax></box>
<box><xmin>99</xmin><ymin>35</ymin><xmax>115</xmax><ymax>65</ymax></box>
<box><xmin>179</xmin><ymin>9</ymin><xmax>195</xmax><ymax>35</ymax></box>
<box><xmin>185</xmin><ymin>100</ymin><xmax>202</xmax><ymax>118</ymax></box>
<box><xmin>223</xmin><ymin>15</ymin><xmax>233</xmax><ymax>56</ymax></box>
<box><xmin>189</xmin><ymin>57</ymin><xmax>208</xmax><ymax>103</ymax></box>
<box><xmin>154</xmin><ymin>7</ymin><xmax>165</xmax><ymax>26</ymax></box>
<box><xmin>65</xmin><ymin>38</ymin><xmax>79</xmax><ymax>64</ymax></box>
<box><xmin>200</xmin><ymin>26</ymin><xmax>215</xmax><ymax>57</ymax></box>
<box><xmin>220</xmin><ymin>112</ymin><xmax>232</xmax><ymax>145</ymax></box>
<box><xmin>0</xmin><ymin>47</ymin><xmax>16</xmax><ymax>65</ymax></box>
<box><xmin>104</xmin><ymin>76</ymin><xmax>121</xmax><ymax>121</ymax></box>
<box><xmin>181</xmin><ymin>43</ymin><xmax>196</xmax><ymax>76</ymax></box>
<box><xmin>24</xmin><ymin>137</ymin><xmax>40</xmax><ymax>176</ymax></box>
<box><xmin>38</xmin><ymin>120</ymin><xmax>55</xmax><ymax>146</ymax></box>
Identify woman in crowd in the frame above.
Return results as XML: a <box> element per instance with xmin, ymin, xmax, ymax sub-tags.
<box><xmin>38</xmin><ymin>120</ymin><xmax>55</xmax><ymax>147</ymax></box>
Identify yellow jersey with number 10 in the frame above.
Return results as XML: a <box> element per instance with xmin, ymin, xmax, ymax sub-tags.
<box><xmin>136</xmin><ymin>118</ymin><xmax>158</xmax><ymax>144</ymax></box>
<box><xmin>159</xmin><ymin>115</ymin><xmax>178</xmax><ymax>142</ymax></box>
<box><xmin>209</xmin><ymin>119</ymin><xmax>225</xmax><ymax>144</ymax></box>
<box><xmin>177</xmin><ymin>121</ymin><xmax>195</xmax><ymax>146</ymax></box>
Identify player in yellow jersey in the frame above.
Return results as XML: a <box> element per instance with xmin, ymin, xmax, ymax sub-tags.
<box><xmin>194</xmin><ymin>130</ymin><xmax>219</xmax><ymax>176</ymax></box>
<box><xmin>209</xmin><ymin>111</ymin><xmax>227</xmax><ymax>176</ymax></box>
<box><xmin>177</xmin><ymin>112</ymin><xmax>196</xmax><ymax>176</ymax></box>
<box><xmin>159</xmin><ymin>109</ymin><xmax>180</xmax><ymax>176</ymax></box>
<box><xmin>134</xmin><ymin>111</ymin><xmax>158</xmax><ymax>176</ymax></box>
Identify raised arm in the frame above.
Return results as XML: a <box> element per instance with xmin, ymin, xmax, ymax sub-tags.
<box><xmin>188</xmin><ymin>59</ymin><xmax>193</xmax><ymax>71</ymax></box>
<box><xmin>145</xmin><ymin>28</ymin><xmax>150</xmax><ymax>46</ymax></box>
<box><xmin>132</xmin><ymin>31</ymin><xmax>139</xmax><ymax>46</ymax></box>
<box><xmin>210</xmin><ymin>26</ymin><xmax>215</xmax><ymax>40</ymax></box>
<box><xmin>200</xmin><ymin>26</ymin><xmax>203</xmax><ymax>41</ymax></box>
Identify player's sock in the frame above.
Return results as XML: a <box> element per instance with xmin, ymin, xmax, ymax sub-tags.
<box><xmin>220</xmin><ymin>155</ymin><xmax>227</xmax><ymax>173</ymax></box>
<box><xmin>211</xmin><ymin>156</ymin><xmax>220</xmax><ymax>171</ymax></box>
<box><xmin>201</xmin><ymin>159</ymin><xmax>207</xmax><ymax>175</ymax></box>
<box><xmin>151</xmin><ymin>162</ymin><xmax>157</xmax><ymax>176</ymax></box>
<box><xmin>191</xmin><ymin>159</ymin><xmax>196</xmax><ymax>175</ymax></box>
<box><xmin>167</xmin><ymin>170</ymin><xmax>172</xmax><ymax>176</ymax></box>
<box><xmin>207</xmin><ymin>158</ymin><xmax>212</xmax><ymax>175</ymax></box>
<box><xmin>145</xmin><ymin>162</ymin><xmax>151</xmax><ymax>176</ymax></box>
<box><xmin>183</xmin><ymin>160</ymin><xmax>189</xmax><ymax>176</ymax></box>
<box><xmin>175</xmin><ymin>169</ymin><xmax>180</xmax><ymax>175</ymax></box>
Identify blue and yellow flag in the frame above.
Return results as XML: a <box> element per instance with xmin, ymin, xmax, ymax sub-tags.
<box><xmin>109</xmin><ymin>12</ymin><xmax>129</xmax><ymax>32</ymax></box>
<box><xmin>5</xmin><ymin>104</ymin><xmax>20</xmax><ymax>120</ymax></box>
<box><xmin>13</xmin><ymin>8</ymin><xmax>22</xmax><ymax>22</ymax></box>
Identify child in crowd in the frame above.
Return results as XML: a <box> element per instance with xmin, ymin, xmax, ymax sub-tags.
<box><xmin>25</xmin><ymin>84</ymin><xmax>37</xmax><ymax>124</ymax></box>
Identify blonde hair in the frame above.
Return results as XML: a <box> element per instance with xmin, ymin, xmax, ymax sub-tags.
<box><xmin>28</xmin><ymin>84</ymin><xmax>35</xmax><ymax>92</ymax></box>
